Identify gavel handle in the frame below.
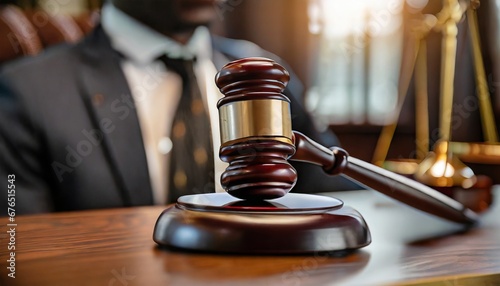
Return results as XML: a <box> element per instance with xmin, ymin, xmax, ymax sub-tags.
<box><xmin>291</xmin><ymin>131</ymin><xmax>478</xmax><ymax>225</ymax></box>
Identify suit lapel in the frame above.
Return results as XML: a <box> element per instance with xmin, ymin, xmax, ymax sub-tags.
<box><xmin>75</xmin><ymin>27</ymin><xmax>153</xmax><ymax>206</ymax></box>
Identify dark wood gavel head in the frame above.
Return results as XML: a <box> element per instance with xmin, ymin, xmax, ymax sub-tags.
<box><xmin>215</xmin><ymin>57</ymin><xmax>298</xmax><ymax>200</ymax></box>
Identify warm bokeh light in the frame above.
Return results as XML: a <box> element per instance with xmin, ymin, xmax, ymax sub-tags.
<box><xmin>429</xmin><ymin>159</ymin><xmax>455</xmax><ymax>178</ymax></box>
<box><xmin>308</xmin><ymin>0</ymin><xmax>403</xmax><ymax>37</ymax></box>
<box><xmin>306</xmin><ymin>0</ymin><xmax>404</xmax><ymax>126</ymax></box>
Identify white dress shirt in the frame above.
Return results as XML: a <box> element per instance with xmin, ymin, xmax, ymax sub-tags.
<box><xmin>101</xmin><ymin>4</ymin><xmax>226</xmax><ymax>204</ymax></box>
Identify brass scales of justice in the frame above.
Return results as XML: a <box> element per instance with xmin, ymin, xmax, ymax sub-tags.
<box><xmin>153</xmin><ymin>57</ymin><xmax>478</xmax><ymax>254</ymax></box>
<box><xmin>372</xmin><ymin>0</ymin><xmax>498</xmax><ymax>213</ymax></box>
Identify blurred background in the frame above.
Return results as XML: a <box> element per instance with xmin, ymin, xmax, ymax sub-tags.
<box><xmin>1</xmin><ymin>0</ymin><xmax>499</xmax><ymax>185</ymax></box>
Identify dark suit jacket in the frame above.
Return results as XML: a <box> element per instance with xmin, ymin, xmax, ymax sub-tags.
<box><xmin>0</xmin><ymin>27</ymin><xmax>358</xmax><ymax>214</ymax></box>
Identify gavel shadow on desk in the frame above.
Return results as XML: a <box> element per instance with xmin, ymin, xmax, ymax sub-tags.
<box><xmin>153</xmin><ymin>57</ymin><xmax>479</xmax><ymax>254</ymax></box>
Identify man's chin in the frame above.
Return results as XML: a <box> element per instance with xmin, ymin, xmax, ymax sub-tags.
<box><xmin>179</xmin><ymin>0</ymin><xmax>220</xmax><ymax>21</ymax></box>
<box><xmin>178</xmin><ymin>5</ymin><xmax>218</xmax><ymax>25</ymax></box>
<box><xmin>181</xmin><ymin>0</ymin><xmax>220</xmax><ymax>7</ymax></box>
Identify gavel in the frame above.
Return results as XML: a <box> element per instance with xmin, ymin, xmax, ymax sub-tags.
<box><xmin>215</xmin><ymin>57</ymin><xmax>477</xmax><ymax>225</ymax></box>
<box><xmin>153</xmin><ymin>57</ymin><xmax>477</xmax><ymax>254</ymax></box>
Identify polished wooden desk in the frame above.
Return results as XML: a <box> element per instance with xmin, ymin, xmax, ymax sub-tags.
<box><xmin>1</xmin><ymin>187</ymin><xmax>499</xmax><ymax>286</ymax></box>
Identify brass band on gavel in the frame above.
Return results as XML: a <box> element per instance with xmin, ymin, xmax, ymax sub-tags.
<box><xmin>218</xmin><ymin>98</ymin><xmax>293</xmax><ymax>146</ymax></box>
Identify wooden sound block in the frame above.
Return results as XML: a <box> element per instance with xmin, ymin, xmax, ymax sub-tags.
<box><xmin>153</xmin><ymin>193</ymin><xmax>371</xmax><ymax>254</ymax></box>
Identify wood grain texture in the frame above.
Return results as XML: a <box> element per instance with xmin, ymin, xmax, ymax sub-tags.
<box><xmin>1</xmin><ymin>187</ymin><xmax>499</xmax><ymax>286</ymax></box>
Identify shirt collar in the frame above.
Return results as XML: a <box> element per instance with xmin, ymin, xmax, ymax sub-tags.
<box><xmin>101</xmin><ymin>3</ymin><xmax>212</xmax><ymax>64</ymax></box>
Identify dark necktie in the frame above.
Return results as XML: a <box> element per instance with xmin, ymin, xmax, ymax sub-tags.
<box><xmin>159</xmin><ymin>56</ymin><xmax>215</xmax><ymax>203</ymax></box>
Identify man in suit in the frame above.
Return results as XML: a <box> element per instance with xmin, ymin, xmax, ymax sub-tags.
<box><xmin>0</xmin><ymin>0</ymin><xmax>356</xmax><ymax>214</ymax></box>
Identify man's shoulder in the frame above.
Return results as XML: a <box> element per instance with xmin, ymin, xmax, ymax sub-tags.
<box><xmin>212</xmin><ymin>35</ymin><xmax>278</xmax><ymax>61</ymax></box>
<box><xmin>213</xmin><ymin>36</ymin><xmax>264</xmax><ymax>58</ymax></box>
<box><xmin>0</xmin><ymin>43</ymin><xmax>79</xmax><ymax>79</ymax></box>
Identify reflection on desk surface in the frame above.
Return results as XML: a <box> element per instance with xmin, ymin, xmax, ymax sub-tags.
<box><xmin>329</xmin><ymin>186</ymin><xmax>500</xmax><ymax>286</ymax></box>
<box><xmin>0</xmin><ymin>186</ymin><xmax>498</xmax><ymax>286</ymax></box>
<box><xmin>398</xmin><ymin>273</ymin><xmax>500</xmax><ymax>286</ymax></box>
